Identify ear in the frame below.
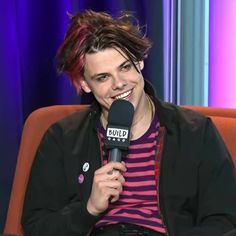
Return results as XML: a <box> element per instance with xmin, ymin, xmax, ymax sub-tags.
<box><xmin>139</xmin><ymin>61</ymin><xmax>144</xmax><ymax>70</ymax></box>
<box><xmin>73</xmin><ymin>78</ymin><xmax>91</xmax><ymax>93</ymax></box>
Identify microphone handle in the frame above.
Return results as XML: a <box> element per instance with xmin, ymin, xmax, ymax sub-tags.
<box><xmin>108</xmin><ymin>148</ymin><xmax>122</xmax><ymax>162</ymax></box>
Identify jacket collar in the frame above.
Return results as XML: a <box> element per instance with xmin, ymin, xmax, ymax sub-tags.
<box><xmin>144</xmin><ymin>80</ymin><xmax>176</xmax><ymax>134</ymax></box>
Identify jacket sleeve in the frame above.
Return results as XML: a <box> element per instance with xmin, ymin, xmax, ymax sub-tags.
<box><xmin>21</xmin><ymin>124</ymin><xmax>99</xmax><ymax>236</ymax></box>
<box><xmin>186</xmin><ymin>118</ymin><xmax>236</xmax><ymax>236</ymax></box>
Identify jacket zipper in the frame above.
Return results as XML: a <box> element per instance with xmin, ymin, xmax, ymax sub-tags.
<box><xmin>156</xmin><ymin>126</ymin><xmax>170</xmax><ymax>236</ymax></box>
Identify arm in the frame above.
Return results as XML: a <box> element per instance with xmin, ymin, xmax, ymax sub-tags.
<box><xmin>187</xmin><ymin>118</ymin><xmax>236</xmax><ymax>236</ymax></box>
<box><xmin>21</xmin><ymin>123</ymin><xmax>126</xmax><ymax>236</ymax></box>
<box><xmin>21</xmin><ymin>124</ymin><xmax>99</xmax><ymax>236</ymax></box>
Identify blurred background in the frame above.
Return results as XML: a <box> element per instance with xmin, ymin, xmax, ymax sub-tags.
<box><xmin>1</xmin><ymin>0</ymin><xmax>236</xmax><ymax>231</ymax></box>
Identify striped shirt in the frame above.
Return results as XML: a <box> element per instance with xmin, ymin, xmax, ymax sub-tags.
<box><xmin>97</xmin><ymin>113</ymin><xmax>167</xmax><ymax>234</ymax></box>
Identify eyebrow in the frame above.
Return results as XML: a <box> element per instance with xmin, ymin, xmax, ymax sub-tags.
<box><xmin>118</xmin><ymin>60</ymin><xmax>130</xmax><ymax>69</ymax></box>
<box><xmin>90</xmin><ymin>59</ymin><xmax>130</xmax><ymax>80</ymax></box>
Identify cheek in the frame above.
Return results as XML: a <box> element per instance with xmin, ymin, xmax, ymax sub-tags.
<box><xmin>91</xmin><ymin>85</ymin><xmax>109</xmax><ymax>99</ymax></box>
<box><xmin>137</xmin><ymin>73</ymin><xmax>144</xmax><ymax>82</ymax></box>
<box><xmin>132</xmin><ymin>74</ymin><xmax>144</xmax><ymax>89</ymax></box>
<box><xmin>129</xmin><ymin>73</ymin><xmax>144</xmax><ymax>85</ymax></box>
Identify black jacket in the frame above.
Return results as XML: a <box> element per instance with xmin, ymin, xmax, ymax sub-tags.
<box><xmin>22</xmin><ymin>82</ymin><xmax>236</xmax><ymax>236</ymax></box>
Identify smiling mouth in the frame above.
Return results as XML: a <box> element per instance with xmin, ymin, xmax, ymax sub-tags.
<box><xmin>114</xmin><ymin>89</ymin><xmax>132</xmax><ymax>100</ymax></box>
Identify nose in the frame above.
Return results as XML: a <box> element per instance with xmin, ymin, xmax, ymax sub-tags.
<box><xmin>111</xmin><ymin>74</ymin><xmax>127</xmax><ymax>90</ymax></box>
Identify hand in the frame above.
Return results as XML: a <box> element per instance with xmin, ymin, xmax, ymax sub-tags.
<box><xmin>87</xmin><ymin>161</ymin><xmax>126</xmax><ymax>216</ymax></box>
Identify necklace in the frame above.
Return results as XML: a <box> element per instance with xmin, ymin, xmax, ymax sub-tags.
<box><xmin>146</xmin><ymin>94</ymin><xmax>154</xmax><ymax>121</ymax></box>
<box><xmin>130</xmin><ymin>95</ymin><xmax>154</xmax><ymax>140</ymax></box>
<box><xmin>131</xmin><ymin>95</ymin><xmax>154</xmax><ymax>127</ymax></box>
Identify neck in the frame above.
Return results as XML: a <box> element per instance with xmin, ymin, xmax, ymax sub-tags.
<box><xmin>130</xmin><ymin>94</ymin><xmax>154</xmax><ymax>139</ymax></box>
<box><xmin>100</xmin><ymin>111</ymin><xmax>108</xmax><ymax>129</ymax></box>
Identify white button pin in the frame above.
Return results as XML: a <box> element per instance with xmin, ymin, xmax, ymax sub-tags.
<box><xmin>82</xmin><ymin>162</ymin><xmax>90</xmax><ymax>172</ymax></box>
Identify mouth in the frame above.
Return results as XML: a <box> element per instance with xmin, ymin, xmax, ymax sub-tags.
<box><xmin>113</xmin><ymin>89</ymin><xmax>133</xmax><ymax>100</ymax></box>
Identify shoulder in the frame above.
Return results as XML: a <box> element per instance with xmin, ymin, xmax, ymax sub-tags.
<box><xmin>57</xmin><ymin>106</ymin><xmax>91</xmax><ymax>132</ymax></box>
<box><xmin>157</xmin><ymin>100</ymin><xmax>210</xmax><ymax>132</ymax></box>
<box><xmin>174</xmin><ymin>105</ymin><xmax>208</xmax><ymax>127</ymax></box>
<box><xmin>43</xmin><ymin>106</ymin><xmax>93</xmax><ymax>141</ymax></box>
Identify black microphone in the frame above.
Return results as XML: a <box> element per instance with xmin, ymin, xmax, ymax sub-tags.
<box><xmin>105</xmin><ymin>99</ymin><xmax>134</xmax><ymax>162</ymax></box>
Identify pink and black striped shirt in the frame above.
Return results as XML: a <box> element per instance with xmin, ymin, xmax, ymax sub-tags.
<box><xmin>97</xmin><ymin>113</ymin><xmax>167</xmax><ymax>235</ymax></box>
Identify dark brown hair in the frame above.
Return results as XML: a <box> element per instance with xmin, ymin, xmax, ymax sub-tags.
<box><xmin>56</xmin><ymin>10</ymin><xmax>152</xmax><ymax>88</ymax></box>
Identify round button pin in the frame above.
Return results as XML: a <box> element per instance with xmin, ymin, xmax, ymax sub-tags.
<box><xmin>82</xmin><ymin>162</ymin><xmax>90</xmax><ymax>172</ymax></box>
<box><xmin>78</xmin><ymin>174</ymin><xmax>84</xmax><ymax>184</ymax></box>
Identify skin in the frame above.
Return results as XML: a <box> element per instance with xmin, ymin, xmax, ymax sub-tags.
<box><xmin>87</xmin><ymin>162</ymin><xmax>127</xmax><ymax>215</ymax></box>
<box><xmin>73</xmin><ymin>47</ymin><xmax>153</xmax><ymax>216</ymax></box>
<box><xmin>73</xmin><ymin>47</ymin><xmax>147</xmax><ymax>124</ymax></box>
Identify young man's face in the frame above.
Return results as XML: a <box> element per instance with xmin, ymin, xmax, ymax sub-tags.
<box><xmin>76</xmin><ymin>47</ymin><xmax>146</xmax><ymax>116</ymax></box>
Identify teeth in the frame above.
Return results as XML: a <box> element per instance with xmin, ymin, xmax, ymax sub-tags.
<box><xmin>115</xmin><ymin>90</ymin><xmax>132</xmax><ymax>99</ymax></box>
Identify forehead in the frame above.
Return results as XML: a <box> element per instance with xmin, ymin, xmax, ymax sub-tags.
<box><xmin>84</xmin><ymin>48</ymin><xmax>128</xmax><ymax>75</ymax></box>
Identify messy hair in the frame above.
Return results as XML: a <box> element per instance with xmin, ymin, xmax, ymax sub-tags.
<box><xmin>56</xmin><ymin>10</ymin><xmax>152</xmax><ymax>89</ymax></box>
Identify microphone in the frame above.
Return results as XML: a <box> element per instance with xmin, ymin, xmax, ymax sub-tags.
<box><xmin>105</xmin><ymin>99</ymin><xmax>134</xmax><ymax>162</ymax></box>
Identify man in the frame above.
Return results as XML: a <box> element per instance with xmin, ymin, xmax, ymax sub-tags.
<box><xmin>22</xmin><ymin>10</ymin><xmax>236</xmax><ymax>236</ymax></box>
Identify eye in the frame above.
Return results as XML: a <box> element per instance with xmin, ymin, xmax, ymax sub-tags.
<box><xmin>121</xmin><ymin>62</ymin><xmax>132</xmax><ymax>72</ymax></box>
<box><xmin>95</xmin><ymin>74</ymin><xmax>109</xmax><ymax>82</ymax></box>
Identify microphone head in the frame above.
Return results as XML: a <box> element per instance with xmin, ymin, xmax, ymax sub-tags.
<box><xmin>108</xmin><ymin>99</ymin><xmax>134</xmax><ymax>127</ymax></box>
<box><xmin>105</xmin><ymin>99</ymin><xmax>134</xmax><ymax>151</ymax></box>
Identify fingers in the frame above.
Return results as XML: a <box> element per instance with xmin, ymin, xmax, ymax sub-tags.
<box><xmin>95</xmin><ymin>161</ymin><xmax>127</xmax><ymax>175</ymax></box>
<box><xmin>87</xmin><ymin>162</ymin><xmax>126</xmax><ymax>215</ymax></box>
<box><xmin>93</xmin><ymin>161</ymin><xmax>126</xmax><ymax>185</ymax></box>
<box><xmin>108</xmin><ymin>188</ymin><xmax>121</xmax><ymax>203</ymax></box>
<box><xmin>103</xmin><ymin>178</ymin><xmax>124</xmax><ymax>193</ymax></box>
<box><xmin>100</xmin><ymin>180</ymin><xmax>123</xmax><ymax>204</ymax></box>
<box><xmin>87</xmin><ymin>178</ymin><xmax>124</xmax><ymax>215</ymax></box>
<box><xmin>106</xmin><ymin>169</ymin><xmax>125</xmax><ymax>181</ymax></box>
